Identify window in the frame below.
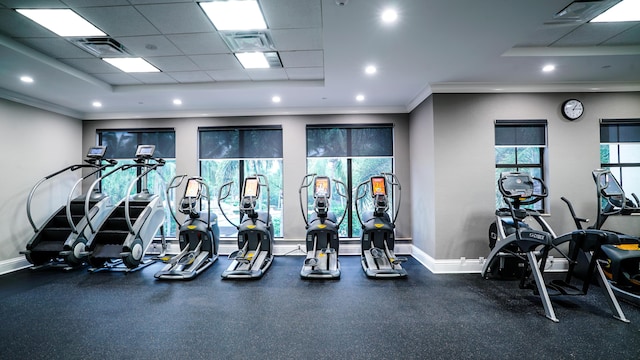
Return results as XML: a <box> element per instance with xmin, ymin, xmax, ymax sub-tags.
<box><xmin>199</xmin><ymin>127</ymin><xmax>283</xmax><ymax>237</ymax></box>
<box><xmin>600</xmin><ymin>119</ymin><xmax>640</xmax><ymax>198</ymax></box>
<box><xmin>494</xmin><ymin>120</ymin><xmax>547</xmax><ymax>210</ymax></box>
<box><xmin>97</xmin><ymin>129</ymin><xmax>177</xmax><ymax>236</ymax></box>
<box><xmin>306</xmin><ymin>125</ymin><xmax>394</xmax><ymax>238</ymax></box>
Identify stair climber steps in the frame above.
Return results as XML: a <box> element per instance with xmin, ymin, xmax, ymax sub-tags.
<box><xmin>32</xmin><ymin>240</ymin><xmax>65</xmax><ymax>252</ymax></box>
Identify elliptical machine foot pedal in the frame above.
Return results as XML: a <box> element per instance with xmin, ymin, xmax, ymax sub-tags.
<box><xmin>547</xmin><ymin>280</ymin><xmax>584</xmax><ymax>296</ymax></box>
<box><xmin>370</xmin><ymin>247</ymin><xmax>384</xmax><ymax>259</ymax></box>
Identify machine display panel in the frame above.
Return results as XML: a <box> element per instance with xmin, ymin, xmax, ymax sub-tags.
<box><xmin>314</xmin><ymin>177</ymin><xmax>330</xmax><ymax>197</ymax></box>
<box><xmin>371</xmin><ymin>176</ymin><xmax>386</xmax><ymax>196</ymax></box>
<box><xmin>184</xmin><ymin>179</ymin><xmax>200</xmax><ymax>198</ymax></box>
<box><xmin>135</xmin><ymin>145</ymin><xmax>155</xmax><ymax>157</ymax></box>
<box><xmin>87</xmin><ymin>146</ymin><xmax>106</xmax><ymax>158</ymax></box>
<box><xmin>243</xmin><ymin>177</ymin><xmax>260</xmax><ymax>197</ymax></box>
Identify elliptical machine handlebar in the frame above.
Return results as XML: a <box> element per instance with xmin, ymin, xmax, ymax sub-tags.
<box><xmin>166</xmin><ymin>175</ymin><xmax>212</xmax><ymax>228</ymax></box>
<box><xmin>498</xmin><ymin>172</ymin><xmax>548</xmax><ymax>207</ymax></box>
<box><xmin>217</xmin><ymin>180</ymin><xmax>238</xmax><ymax>229</ymax></box>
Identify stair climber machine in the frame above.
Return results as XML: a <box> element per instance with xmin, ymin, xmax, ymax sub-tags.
<box><xmin>482</xmin><ymin>172</ymin><xmax>628</xmax><ymax>323</ymax></box>
<box><xmin>83</xmin><ymin>145</ymin><xmax>167</xmax><ymax>272</ymax></box>
<box><xmin>355</xmin><ymin>173</ymin><xmax>407</xmax><ymax>278</ymax></box>
<box><xmin>298</xmin><ymin>174</ymin><xmax>348</xmax><ymax>279</ymax></box>
<box><xmin>22</xmin><ymin>146</ymin><xmax>117</xmax><ymax>269</ymax></box>
<box><xmin>155</xmin><ymin>175</ymin><xmax>219</xmax><ymax>280</ymax></box>
<box><xmin>218</xmin><ymin>174</ymin><xmax>274</xmax><ymax>279</ymax></box>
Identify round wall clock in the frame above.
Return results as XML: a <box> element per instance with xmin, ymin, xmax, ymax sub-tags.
<box><xmin>561</xmin><ymin>99</ymin><xmax>584</xmax><ymax>120</ymax></box>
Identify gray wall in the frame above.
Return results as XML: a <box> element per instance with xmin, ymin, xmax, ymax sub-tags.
<box><xmin>0</xmin><ymin>99</ymin><xmax>82</xmax><ymax>263</ymax></box>
<box><xmin>409</xmin><ymin>92</ymin><xmax>640</xmax><ymax>260</ymax></box>
<box><xmin>82</xmin><ymin>113</ymin><xmax>412</xmax><ymax>242</ymax></box>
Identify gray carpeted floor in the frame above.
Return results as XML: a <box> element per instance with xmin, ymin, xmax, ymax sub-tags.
<box><xmin>1</xmin><ymin>256</ymin><xmax>639</xmax><ymax>359</ymax></box>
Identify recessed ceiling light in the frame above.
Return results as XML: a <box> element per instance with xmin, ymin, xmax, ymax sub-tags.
<box><xmin>381</xmin><ymin>9</ymin><xmax>398</xmax><ymax>23</ymax></box>
<box><xmin>16</xmin><ymin>9</ymin><xmax>106</xmax><ymax>37</ymax></box>
<box><xmin>591</xmin><ymin>0</ymin><xmax>640</xmax><ymax>22</ymax></box>
<box><xmin>199</xmin><ymin>0</ymin><xmax>267</xmax><ymax>31</ymax></box>
<box><xmin>272</xmin><ymin>96</ymin><xmax>281</xmax><ymax>103</ymax></box>
<box><xmin>235</xmin><ymin>52</ymin><xmax>270</xmax><ymax>69</ymax></box>
<box><xmin>542</xmin><ymin>64</ymin><xmax>555</xmax><ymax>73</ymax></box>
<box><xmin>20</xmin><ymin>76</ymin><xmax>34</xmax><ymax>83</ymax></box>
<box><xmin>92</xmin><ymin>101</ymin><xmax>102</xmax><ymax>108</ymax></box>
<box><xmin>102</xmin><ymin>58</ymin><xmax>160</xmax><ymax>73</ymax></box>
<box><xmin>365</xmin><ymin>65</ymin><xmax>377</xmax><ymax>75</ymax></box>
<box><xmin>356</xmin><ymin>94</ymin><xmax>365</xmax><ymax>101</ymax></box>
<box><xmin>173</xmin><ymin>99</ymin><xmax>182</xmax><ymax>105</ymax></box>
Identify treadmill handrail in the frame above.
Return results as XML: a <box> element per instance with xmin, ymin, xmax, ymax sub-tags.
<box><xmin>26</xmin><ymin>162</ymin><xmax>112</xmax><ymax>233</ymax></box>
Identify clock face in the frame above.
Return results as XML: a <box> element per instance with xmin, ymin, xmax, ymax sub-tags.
<box><xmin>562</xmin><ymin>99</ymin><xmax>584</xmax><ymax>120</ymax></box>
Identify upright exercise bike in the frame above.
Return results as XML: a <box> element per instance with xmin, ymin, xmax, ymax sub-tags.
<box><xmin>482</xmin><ymin>172</ymin><xmax>628</xmax><ymax>323</ymax></box>
<box><xmin>155</xmin><ymin>176</ymin><xmax>219</xmax><ymax>280</ymax></box>
<box><xmin>298</xmin><ymin>174</ymin><xmax>348</xmax><ymax>279</ymax></box>
<box><xmin>218</xmin><ymin>174</ymin><xmax>274</xmax><ymax>279</ymax></box>
<box><xmin>355</xmin><ymin>173</ymin><xmax>407</xmax><ymax>278</ymax></box>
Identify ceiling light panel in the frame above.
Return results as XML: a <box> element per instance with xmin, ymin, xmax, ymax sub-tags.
<box><xmin>16</xmin><ymin>9</ymin><xmax>106</xmax><ymax>37</ymax></box>
<box><xmin>199</xmin><ymin>0</ymin><xmax>267</xmax><ymax>31</ymax></box>
<box><xmin>591</xmin><ymin>0</ymin><xmax>640</xmax><ymax>22</ymax></box>
<box><xmin>235</xmin><ymin>52</ymin><xmax>282</xmax><ymax>69</ymax></box>
<box><xmin>103</xmin><ymin>58</ymin><xmax>160</xmax><ymax>73</ymax></box>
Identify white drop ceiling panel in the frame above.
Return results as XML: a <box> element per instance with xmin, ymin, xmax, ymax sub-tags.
<box><xmin>129</xmin><ymin>72</ymin><xmax>177</xmax><ymax>84</ymax></box>
<box><xmin>246</xmin><ymin>68</ymin><xmax>288</xmax><ymax>81</ymax></box>
<box><xmin>63</xmin><ymin>0</ymin><xmax>130</xmax><ymax>7</ymax></box>
<box><xmin>0</xmin><ymin>0</ymin><xmax>66</xmax><ymax>8</ymax></box>
<box><xmin>166</xmin><ymin>32</ymin><xmax>229</xmax><ymax>55</ymax></box>
<box><xmin>285</xmin><ymin>67</ymin><xmax>324</xmax><ymax>80</ymax></box>
<box><xmin>19</xmin><ymin>37</ymin><xmax>94</xmax><ymax>59</ymax></box>
<box><xmin>553</xmin><ymin>23</ymin><xmax>637</xmax><ymax>46</ymax></box>
<box><xmin>189</xmin><ymin>54</ymin><xmax>240</xmax><ymax>71</ymax></box>
<box><xmin>603</xmin><ymin>24</ymin><xmax>640</xmax><ymax>45</ymax></box>
<box><xmin>270</xmin><ymin>28</ymin><xmax>322</xmax><ymax>51</ymax></box>
<box><xmin>279</xmin><ymin>50</ymin><xmax>324</xmax><ymax>68</ymax></box>
<box><xmin>135</xmin><ymin>3</ymin><xmax>214</xmax><ymax>35</ymax></box>
<box><xmin>61</xmin><ymin>58</ymin><xmax>121</xmax><ymax>74</ymax></box>
<box><xmin>206</xmin><ymin>69</ymin><xmax>251</xmax><ymax>82</ymax></box>
<box><xmin>146</xmin><ymin>56</ymin><xmax>200</xmax><ymax>72</ymax></box>
<box><xmin>0</xmin><ymin>8</ymin><xmax>57</xmax><ymax>38</ymax></box>
<box><xmin>261</xmin><ymin>0</ymin><xmax>322</xmax><ymax>29</ymax></box>
<box><xmin>92</xmin><ymin>72</ymin><xmax>142</xmax><ymax>85</ymax></box>
<box><xmin>115</xmin><ymin>35</ymin><xmax>183</xmax><ymax>56</ymax></box>
<box><xmin>75</xmin><ymin>6</ymin><xmax>160</xmax><ymax>37</ymax></box>
<box><xmin>166</xmin><ymin>71</ymin><xmax>214</xmax><ymax>83</ymax></box>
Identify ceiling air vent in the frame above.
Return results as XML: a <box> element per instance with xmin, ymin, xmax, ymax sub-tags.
<box><xmin>221</xmin><ymin>31</ymin><xmax>276</xmax><ymax>52</ymax></box>
<box><xmin>547</xmin><ymin>0</ymin><xmax>621</xmax><ymax>24</ymax></box>
<box><xmin>71</xmin><ymin>37</ymin><xmax>131</xmax><ymax>57</ymax></box>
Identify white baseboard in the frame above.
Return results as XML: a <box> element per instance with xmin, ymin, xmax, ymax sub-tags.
<box><xmin>0</xmin><ymin>257</ymin><xmax>31</xmax><ymax>276</ymax></box>
<box><xmin>410</xmin><ymin>245</ymin><xmax>570</xmax><ymax>274</ymax></box>
<box><xmin>0</xmin><ymin>243</ymin><xmax>569</xmax><ymax>276</ymax></box>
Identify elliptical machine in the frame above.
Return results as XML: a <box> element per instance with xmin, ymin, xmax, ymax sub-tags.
<box><xmin>355</xmin><ymin>173</ymin><xmax>407</xmax><ymax>278</ymax></box>
<box><xmin>218</xmin><ymin>174</ymin><xmax>274</xmax><ymax>279</ymax></box>
<box><xmin>22</xmin><ymin>146</ymin><xmax>117</xmax><ymax>269</ymax></box>
<box><xmin>482</xmin><ymin>172</ymin><xmax>628</xmax><ymax>323</ymax></box>
<box><xmin>155</xmin><ymin>176</ymin><xmax>219</xmax><ymax>280</ymax></box>
<box><xmin>298</xmin><ymin>174</ymin><xmax>348</xmax><ymax>279</ymax></box>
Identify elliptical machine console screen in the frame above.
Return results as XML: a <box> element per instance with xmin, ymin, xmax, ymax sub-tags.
<box><xmin>314</xmin><ymin>177</ymin><xmax>330</xmax><ymax>198</ymax></box>
<box><xmin>371</xmin><ymin>176</ymin><xmax>386</xmax><ymax>196</ymax></box>
<box><xmin>135</xmin><ymin>144</ymin><xmax>156</xmax><ymax>157</ymax></box>
<box><xmin>87</xmin><ymin>146</ymin><xmax>106</xmax><ymax>158</ymax></box>
<box><xmin>184</xmin><ymin>179</ymin><xmax>200</xmax><ymax>198</ymax></box>
<box><xmin>243</xmin><ymin>177</ymin><xmax>260</xmax><ymax>198</ymax></box>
